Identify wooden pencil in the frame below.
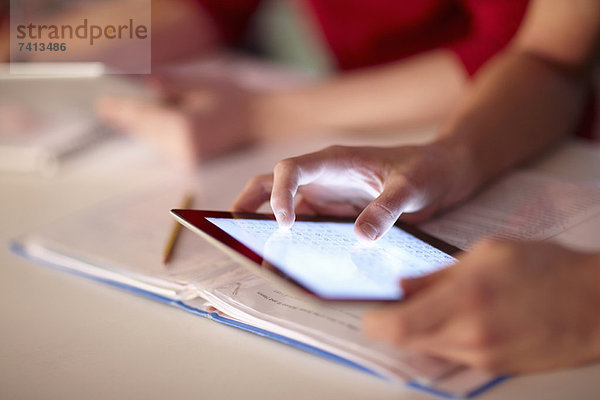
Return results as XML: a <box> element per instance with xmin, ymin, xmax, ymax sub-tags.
<box><xmin>162</xmin><ymin>193</ymin><xmax>194</xmax><ymax>264</ymax></box>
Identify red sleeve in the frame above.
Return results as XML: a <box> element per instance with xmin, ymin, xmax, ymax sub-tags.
<box><xmin>195</xmin><ymin>0</ymin><xmax>261</xmax><ymax>45</ymax></box>
<box><xmin>447</xmin><ymin>0</ymin><xmax>529</xmax><ymax>75</ymax></box>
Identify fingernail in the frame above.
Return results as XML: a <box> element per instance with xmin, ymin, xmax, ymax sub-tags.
<box><xmin>359</xmin><ymin>222</ymin><xmax>378</xmax><ymax>241</ymax></box>
<box><xmin>275</xmin><ymin>211</ymin><xmax>288</xmax><ymax>226</ymax></box>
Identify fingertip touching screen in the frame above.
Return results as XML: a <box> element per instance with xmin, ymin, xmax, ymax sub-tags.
<box><xmin>174</xmin><ymin>210</ymin><xmax>459</xmax><ymax>301</ymax></box>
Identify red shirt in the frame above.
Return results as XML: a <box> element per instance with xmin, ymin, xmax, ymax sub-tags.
<box><xmin>197</xmin><ymin>0</ymin><xmax>529</xmax><ymax>75</ymax></box>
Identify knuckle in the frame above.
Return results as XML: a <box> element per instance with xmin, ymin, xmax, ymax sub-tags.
<box><xmin>466</xmin><ymin>320</ymin><xmax>498</xmax><ymax>349</ymax></box>
<box><xmin>391</xmin><ymin>172</ymin><xmax>418</xmax><ymax>192</ymax></box>
<box><xmin>371</xmin><ymin>200</ymin><xmax>397</xmax><ymax>221</ymax></box>
<box><xmin>323</xmin><ymin>144</ymin><xmax>346</xmax><ymax>153</ymax></box>
<box><xmin>274</xmin><ymin>158</ymin><xmax>297</xmax><ymax>173</ymax></box>
<box><xmin>323</xmin><ymin>144</ymin><xmax>354</xmax><ymax>159</ymax></box>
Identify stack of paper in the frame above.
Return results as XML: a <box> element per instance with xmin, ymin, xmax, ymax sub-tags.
<box><xmin>11</xmin><ymin>154</ymin><xmax>600</xmax><ymax>398</ymax></box>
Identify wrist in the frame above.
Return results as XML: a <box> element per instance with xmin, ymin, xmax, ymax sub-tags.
<box><xmin>427</xmin><ymin>136</ymin><xmax>481</xmax><ymax>206</ymax></box>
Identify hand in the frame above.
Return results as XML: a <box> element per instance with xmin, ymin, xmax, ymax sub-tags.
<box><xmin>231</xmin><ymin>143</ymin><xmax>473</xmax><ymax>241</ymax></box>
<box><xmin>97</xmin><ymin>75</ymin><xmax>255</xmax><ymax>167</ymax></box>
<box><xmin>363</xmin><ymin>239</ymin><xmax>600</xmax><ymax>373</ymax></box>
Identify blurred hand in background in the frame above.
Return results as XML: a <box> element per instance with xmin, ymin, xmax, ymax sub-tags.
<box><xmin>98</xmin><ymin>75</ymin><xmax>255</xmax><ymax>166</ymax></box>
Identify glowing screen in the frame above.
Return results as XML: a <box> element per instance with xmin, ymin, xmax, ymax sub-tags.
<box><xmin>207</xmin><ymin>218</ymin><xmax>456</xmax><ymax>300</ymax></box>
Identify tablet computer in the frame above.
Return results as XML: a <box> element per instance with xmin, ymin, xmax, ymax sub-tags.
<box><xmin>171</xmin><ymin>210</ymin><xmax>460</xmax><ymax>301</ymax></box>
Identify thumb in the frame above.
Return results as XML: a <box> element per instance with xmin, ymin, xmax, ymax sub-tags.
<box><xmin>354</xmin><ymin>179</ymin><xmax>414</xmax><ymax>241</ymax></box>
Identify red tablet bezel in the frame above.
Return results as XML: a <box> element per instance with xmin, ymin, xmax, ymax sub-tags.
<box><xmin>171</xmin><ymin>209</ymin><xmax>461</xmax><ymax>301</ymax></box>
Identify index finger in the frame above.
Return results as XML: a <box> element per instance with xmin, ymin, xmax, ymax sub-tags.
<box><xmin>270</xmin><ymin>147</ymin><xmax>347</xmax><ymax>227</ymax></box>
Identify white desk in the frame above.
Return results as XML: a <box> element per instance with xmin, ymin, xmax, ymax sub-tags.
<box><xmin>2</xmin><ymin>122</ymin><xmax>600</xmax><ymax>400</ymax></box>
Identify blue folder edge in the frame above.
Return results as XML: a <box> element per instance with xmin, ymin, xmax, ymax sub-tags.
<box><xmin>9</xmin><ymin>240</ymin><xmax>507</xmax><ymax>399</ymax></box>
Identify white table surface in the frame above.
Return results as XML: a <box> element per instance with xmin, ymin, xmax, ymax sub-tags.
<box><xmin>2</xmin><ymin>105</ymin><xmax>600</xmax><ymax>400</ymax></box>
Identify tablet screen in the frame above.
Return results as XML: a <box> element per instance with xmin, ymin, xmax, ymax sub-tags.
<box><xmin>205</xmin><ymin>216</ymin><xmax>457</xmax><ymax>300</ymax></box>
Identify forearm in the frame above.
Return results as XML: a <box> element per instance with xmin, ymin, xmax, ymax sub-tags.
<box><xmin>253</xmin><ymin>49</ymin><xmax>468</xmax><ymax>138</ymax></box>
<box><xmin>434</xmin><ymin>50</ymin><xmax>589</xmax><ymax>197</ymax></box>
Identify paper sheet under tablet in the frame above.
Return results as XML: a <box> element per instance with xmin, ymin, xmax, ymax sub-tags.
<box><xmin>206</xmin><ymin>218</ymin><xmax>456</xmax><ymax>300</ymax></box>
